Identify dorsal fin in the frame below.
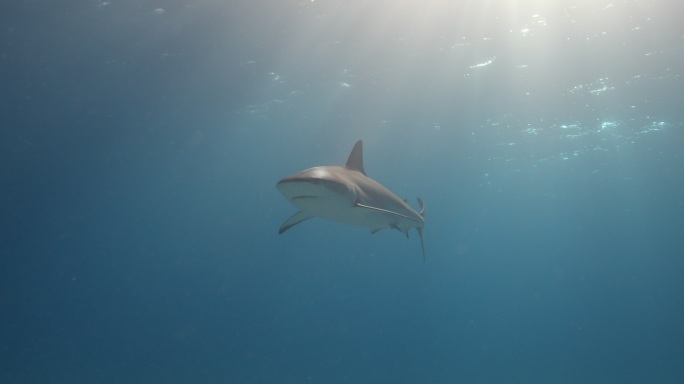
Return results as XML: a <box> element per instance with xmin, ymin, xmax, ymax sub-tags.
<box><xmin>345</xmin><ymin>140</ymin><xmax>365</xmax><ymax>175</ymax></box>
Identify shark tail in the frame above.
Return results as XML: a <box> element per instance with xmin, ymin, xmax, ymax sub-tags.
<box><xmin>416</xmin><ymin>197</ymin><xmax>426</xmax><ymax>262</ymax></box>
<box><xmin>417</xmin><ymin>226</ymin><xmax>426</xmax><ymax>262</ymax></box>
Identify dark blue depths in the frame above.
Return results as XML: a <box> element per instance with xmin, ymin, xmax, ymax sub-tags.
<box><xmin>1</xmin><ymin>1</ymin><xmax>683</xmax><ymax>383</ymax></box>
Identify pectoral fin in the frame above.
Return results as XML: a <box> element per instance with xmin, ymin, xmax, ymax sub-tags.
<box><xmin>279</xmin><ymin>211</ymin><xmax>314</xmax><ymax>234</ymax></box>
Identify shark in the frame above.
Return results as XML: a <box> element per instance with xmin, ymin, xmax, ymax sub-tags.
<box><xmin>277</xmin><ymin>140</ymin><xmax>426</xmax><ymax>260</ymax></box>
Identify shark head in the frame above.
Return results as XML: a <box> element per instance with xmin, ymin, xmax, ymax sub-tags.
<box><xmin>277</xmin><ymin>166</ymin><xmax>357</xmax><ymax>204</ymax></box>
<box><xmin>277</xmin><ymin>140</ymin><xmax>426</xmax><ymax>260</ymax></box>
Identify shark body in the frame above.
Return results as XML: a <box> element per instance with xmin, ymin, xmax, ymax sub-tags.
<box><xmin>277</xmin><ymin>140</ymin><xmax>426</xmax><ymax>260</ymax></box>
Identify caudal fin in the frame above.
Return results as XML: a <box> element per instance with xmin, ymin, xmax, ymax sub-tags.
<box><xmin>416</xmin><ymin>197</ymin><xmax>426</xmax><ymax>261</ymax></box>
<box><xmin>417</xmin><ymin>226</ymin><xmax>426</xmax><ymax>262</ymax></box>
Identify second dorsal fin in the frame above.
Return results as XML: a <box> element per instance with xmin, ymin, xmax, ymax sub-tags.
<box><xmin>345</xmin><ymin>140</ymin><xmax>365</xmax><ymax>175</ymax></box>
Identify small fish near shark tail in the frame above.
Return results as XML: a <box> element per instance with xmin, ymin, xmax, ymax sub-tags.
<box><xmin>417</xmin><ymin>197</ymin><xmax>425</xmax><ymax>217</ymax></box>
<box><xmin>416</xmin><ymin>197</ymin><xmax>426</xmax><ymax>262</ymax></box>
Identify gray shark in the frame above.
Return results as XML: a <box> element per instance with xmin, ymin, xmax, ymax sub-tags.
<box><xmin>277</xmin><ymin>140</ymin><xmax>426</xmax><ymax>260</ymax></box>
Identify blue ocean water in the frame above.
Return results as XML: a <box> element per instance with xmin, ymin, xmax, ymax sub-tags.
<box><xmin>1</xmin><ymin>1</ymin><xmax>683</xmax><ymax>383</ymax></box>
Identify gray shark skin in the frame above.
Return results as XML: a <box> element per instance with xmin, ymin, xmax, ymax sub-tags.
<box><xmin>277</xmin><ymin>140</ymin><xmax>426</xmax><ymax>260</ymax></box>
